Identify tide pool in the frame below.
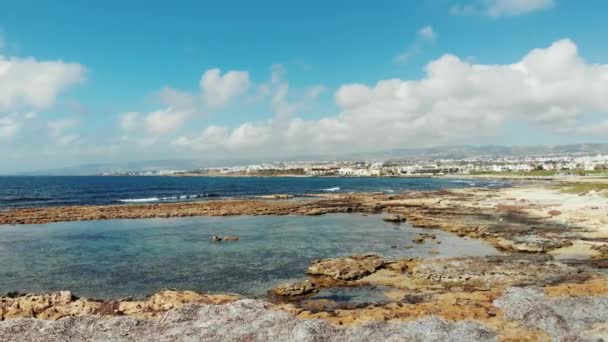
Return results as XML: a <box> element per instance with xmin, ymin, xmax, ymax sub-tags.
<box><xmin>0</xmin><ymin>214</ymin><xmax>498</xmax><ymax>299</ymax></box>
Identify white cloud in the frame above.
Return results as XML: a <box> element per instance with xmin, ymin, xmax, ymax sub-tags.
<box><xmin>306</xmin><ymin>85</ymin><xmax>328</xmax><ymax>99</ymax></box>
<box><xmin>173</xmin><ymin>39</ymin><xmax>608</xmax><ymax>158</ymax></box>
<box><xmin>395</xmin><ymin>26</ymin><xmax>437</xmax><ymax>63</ymax></box>
<box><xmin>419</xmin><ymin>26</ymin><xmax>436</xmax><ymax>41</ymax></box>
<box><xmin>144</xmin><ymin>107</ymin><xmax>190</xmax><ymax>135</ymax></box>
<box><xmin>48</xmin><ymin>119</ymin><xmax>78</xmax><ymax>137</ymax></box>
<box><xmin>118</xmin><ymin>68</ymin><xmax>250</xmax><ymax>137</ymax></box>
<box><xmin>452</xmin><ymin>0</ymin><xmax>554</xmax><ymax>17</ymax></box>
<box><xmin>156</xmin><ymin>86</ymin><xmax>198</xmax><ymax>111</ymax></box>
<box><xmin>0</xmin><ymin>56</ymin><xmax>86</xmax><ymax>111</ymax></box>
<box><xmin>119</xmin><ymin>112</ymin><xmax>139</xmax><ymax>131</ymax></box>
<box><xmin>119</xmin><ymin>107</ymin><xmax>191</xmax><ymax>136</ymax></box>
<box><xmin>200</xmin><ymin>68</ymin><xmax>250</xmax><ymax>108</ymax></box>
<box><xmin>0</xmin><ymin>115</ymin><xmax>20</xmax><ymax>139</ymax></box>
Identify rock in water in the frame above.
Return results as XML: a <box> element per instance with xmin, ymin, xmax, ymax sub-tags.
<box><xmin>383</xmin><ymin>214</ymin><xmax>407</xmax><ymax>223</ymax></box>
<box><xmin>271</xmin><ymin>280</ymin><xmax>318</xmax><ymax>297</ymax></box>
<box><xmin>211</xmin><ymin>235</ymin><xmax>239</xmax><ymax>242</ymax></box>
<box><xmin>308</xmin><ymin>255</ymin><xmax>384</xmax><ymax>281</ymax></box>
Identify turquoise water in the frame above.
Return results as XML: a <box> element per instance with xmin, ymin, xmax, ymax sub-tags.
<box><xmin>0</xmin><ymin>215</ymin><xmax>498</xmax><ymax>299</ymax></box>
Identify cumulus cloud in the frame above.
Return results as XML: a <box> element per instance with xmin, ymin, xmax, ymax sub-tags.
<box><xmin>173</xmin><ymin>39</ymin><xmax>608</xmax><ymax>158</ymax></box>
<box><xmin>119</xmin><ymin>68</ymin><xmax>251</xmax><ymax>137</ymax></box>
<box><xmin>0</xmin><ymin>56</ymin><xmax>86</xmax><ymax>111</ymax></box>
<box><xmin>144</xmin><ymin>107</ymin><xmax>190</xmax><ymax>135</ymax></box>
<box><xmin>201</xmin><ymin>68</ymin><xmax>251</xmax><ymax>108</ymax></box>
<box><xmin>119</xmin><ymin>107</ymin><xmax>191</xmax><ymax>136</ymax></box>
<box><xmin>451</xmin><ymin>0</ymin><xmax>555</xmax><ymax>17</ymax></box>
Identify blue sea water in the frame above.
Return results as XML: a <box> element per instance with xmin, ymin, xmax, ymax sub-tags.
<box><xmin>0</xmin><ymin>214</ymin><xmax>499</xmax><ymax>299</ymax></box>
<box><xmin>0</xmin><ymin>176</ymin><xmax>504</xmax><ymax>209</ymax></box>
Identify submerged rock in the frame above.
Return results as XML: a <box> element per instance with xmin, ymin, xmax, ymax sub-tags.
<box><xmin>271</xmin><ymin>280</ymin><xmax>318</xmax><ymax>297</ymax></box>
<box><xmin>211</xmin><ymin>235</ymin><xmax>240</xmax><ymax>242</ymax></box>
<box><xmin>383</xmin><ymin>214</ymin><xmax>407</xmax><ymax>223</ymax></box>
<box><xmin>308</xmin><ymin>255</ymin><xmax>384</xmax><ymax>281</ymax></box>
<box><xmin>412</xmin><ymin>233</ymin><xmax>436</xmax><ymax>244</ymax></box>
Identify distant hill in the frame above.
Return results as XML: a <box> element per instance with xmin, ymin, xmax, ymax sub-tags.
<box><xmin>377</xmin><ymin>143</ymin><xmax>608</xmax><ymax>160</ymax></box>
<box><xmin>14</xmin><ymin>143</ymin><xmax>608</xmax><ymax>175</ymax></box>
<box><xmin>17</xmin><ymin>160</ymin><xmax>205</xmax><ymax>176</ymax></box>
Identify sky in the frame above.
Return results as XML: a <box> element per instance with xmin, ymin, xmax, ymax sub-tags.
<box><xmin>1</xmin><ymin>0</ymin><xmax>608</xmax><ymax>173</ymax></box>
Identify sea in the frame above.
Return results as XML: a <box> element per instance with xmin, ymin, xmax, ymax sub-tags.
<box><xmin>0</xmin><ymin>176</ymin><xmax>504</xmax><ymax>300</ymax></box>
<box><xmin>0</xmin><ymin>176</ymin><xmax>504</xmax><ymax>209</ymax></box>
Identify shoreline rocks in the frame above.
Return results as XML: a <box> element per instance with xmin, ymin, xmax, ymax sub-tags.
<box><xmin>271</xmin><ymin>280</ymin><xmax>318</xmax><ymax>297</ymax></box>
<box><xmin>0</xmin><ymin>290</ymin><xmax>239</xmax><ymax>321</ymax></box>
<box><xmin>382</xmin><ymin>214</ymin><xmax>407</xmax><ymax>223</ymax></box>
<box><xmin>308</xmin><ymin>255</ymin><xmax>384</xmax><ymax>281</ymax></box>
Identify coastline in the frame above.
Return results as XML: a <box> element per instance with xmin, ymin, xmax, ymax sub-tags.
<box><xmin>2</xmin><ymin>178</ymin><xmax>608</xmax><ymax>340</ymax></box>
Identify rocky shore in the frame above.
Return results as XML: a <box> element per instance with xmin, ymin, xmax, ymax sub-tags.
<box><xmin>1</xmin><ymin>180</ymin><xmax>608</xmax><ymax>340</ymax></box>
<box><xmin>2</xmin><ymin>253</ymin><xmax>607</xmax><ymax>340</ymax></box>
<box><xmin>2</xmin><ymin>181</ymin><xmax>607</xmax><ymax>259</ymax></box>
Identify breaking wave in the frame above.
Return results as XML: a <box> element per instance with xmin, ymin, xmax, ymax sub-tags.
<box><xmin>321</xmin><ymin>187</ymin><xmax>341</xmax><ymax>192</ymax></box>
<box><xmin>118</xmin><ymin>193</ymin><xmax>221</xmax><ymax>203</ymax></box>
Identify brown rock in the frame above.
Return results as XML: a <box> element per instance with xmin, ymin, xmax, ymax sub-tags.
<box><xmin>271</xmin><ymin>280</ymin><xmax>318</xmax><ymax>297</ymax></box>
<box><xmin>308</xmin><ymin>255</ymin><xmax>384</xmax><ymax>281</ymax></box>
<box><xmin>383</xmin><ymin>214</ymin><xmax>407</xmax><ymax>223</ymax></box>
<box><xmin>0</xmin><ymin>290</ymin><xmax>239</xmax><ymax>320</ymax></box>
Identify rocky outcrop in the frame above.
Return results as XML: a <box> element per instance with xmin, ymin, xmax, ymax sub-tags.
<box><xmin>495</xmin><ymin>287</ymin><xmax>608</xmax><ymax>341</ymax></box>
<box><xmin>0</xmin><ymin>290</ymin><xmax>239</xmax><ymax>320</ymax></box>
<box><xmin>308</xmin><ymin>255</ymin><xmax>384</xmax><ymax>281</ymax></box>
<box><xmin>0</xmin><ymin>300</ymin><xmax>498</xmax><ymax>342</ymax></box>
<box><xmin>411</xmin><ymin>255</ymin><xmax>582</xmax><ymax>288</ymax></box>
<box><xmin>271</xmin><ymin>280</ymin><xmax>318</xmax><ymax>297</ymax></box>
<box><xmin>493</xmin><ymin>235</ymin><xmax>573</xmax><ymax>253</ymax></box>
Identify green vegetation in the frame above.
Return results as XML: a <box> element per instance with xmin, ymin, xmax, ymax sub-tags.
<box><xmin>554</xmin><ymin>182</ymin><xmax>608</xmax><ymax>196</ymax></box>
<box><xmin>469</xmin><ymin>170</ymin><xmax>557</xmax><ymax>177</ymax></box>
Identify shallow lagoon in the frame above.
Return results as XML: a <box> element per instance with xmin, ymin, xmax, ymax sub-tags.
<box><xmin>0</xmin><ymin>214</ymin><xmax>498</xmax><ymax>299</ymax></box>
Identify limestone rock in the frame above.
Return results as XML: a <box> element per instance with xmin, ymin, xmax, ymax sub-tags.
<box><xmin>271</xmin><ymin>280</ymin><xmax>318</xmax><ymax>297</ymax></box>
<box><xmin>412</xmin><ymin>255</ymin><xmax>581</xmax><ymax>287</ymax></box>
<box><xmin>0</xmin><ymin>300</ymin><xmax>497</xmax><ymax>342</ymax></box>
<box><xmin>494</xmin><ymin>235</ymin><xmax>572</xmax><ymax>253</ymax></box>
<box><xmin>383</xmin><ymin>214</ymin><xmax>407</xmax><ymax>223</ymax></box>
<box><xmin>308</xmin><ymin>255</ymin><xmax>384</xmax><ymax>281</ymax></box>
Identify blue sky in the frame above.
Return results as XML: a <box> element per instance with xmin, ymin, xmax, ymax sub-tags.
<box><xmin>1</xmin><ymin>0</ymin><xmax>608</xmax><ymax>172</ymax></box>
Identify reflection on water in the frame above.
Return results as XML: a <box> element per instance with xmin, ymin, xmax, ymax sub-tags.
<box><xmin>0</xmin><ymin>214</ymin><xmax>498</xmax><ymax>299</ymax></box>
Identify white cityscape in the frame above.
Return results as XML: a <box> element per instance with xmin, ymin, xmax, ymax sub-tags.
<box><xmin>110</xmin><ymin>154</ymin><xmax>608</xmax><ymax>177</ymax></box>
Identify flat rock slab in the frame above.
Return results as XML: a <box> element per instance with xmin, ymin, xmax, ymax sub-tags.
<box><xmin>308</xmin><ymin>255</ymin><xmax>384</xmax><ymax>281</ymax></box>
<box><xmin>412</xmin><ymin>255</ymin><xmax>583</xmax><ymax>287</ymax></box>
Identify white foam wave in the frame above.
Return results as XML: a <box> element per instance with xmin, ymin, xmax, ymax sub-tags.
<box><xmin>118</xmin><ymin>193</ymin><xmax>216</xmax><ymax>203</ymax></box>
<box><xmin>450</xmin><ymin>180</ymin><xmax>476</xmax><ymax>186</ymax></box>
<box><xmin>321</xmin><ymin>187</ymin><xmax>341</xmax><ymax>192</ymax></box>
<box><xmin>119</xmin><ymin>197</ymin><xmax>159</xmax><ymax>203</ymax></box>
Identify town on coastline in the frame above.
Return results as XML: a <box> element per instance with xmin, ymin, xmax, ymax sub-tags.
<box><xmin>104</xmin><ymin>154</ymin><xmax>608</xmax><ymax>177</ymax></box>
